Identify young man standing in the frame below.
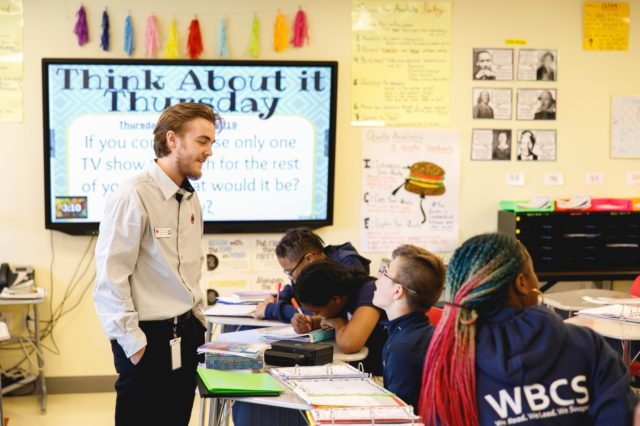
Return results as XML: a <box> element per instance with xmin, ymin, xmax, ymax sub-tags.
<box><xmin>373</xmin><ymin>244</ymin><xmax>445</xmax><ymax>412</ymax></box>
<box><xmin>94</xmin><ymin>103</ymin><xmax>220</xmax><ymax>425</ymax></box>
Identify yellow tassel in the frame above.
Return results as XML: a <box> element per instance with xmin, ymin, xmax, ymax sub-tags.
<box><xmin>248</xmin><ymin>15</ymin><xmax>260</xmax><ymax>58</ymax></box>
<box><xmin>274</xmin><ymin>13</ymin><xmax>288</xmax><ymax>52</ymax></box>
<box><xmin>165</xmin><ymin>19</ymin><xmax>180</xmax><ymax>59</ymax></box>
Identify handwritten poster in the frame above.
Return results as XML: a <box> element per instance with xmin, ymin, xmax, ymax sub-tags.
<box><xmin>0</xmin><ymin>0</ymin><xmax>23</xmax><ymax>122</ymax></box>
<box><xmin>204</xmin><ymin>237</ymin><xmax>284</xmax><ymax>294</ymax></box>
<box><xmin>611</xmin><ymin>96</ymin><xmax>640</xmax><ymax>158</ymax></box>
<box><xmin>583</xmin><ymin>2</ymin><xmax>629</xmax><ymax>51</ymax></box>
<box><xmin>361</xmin><ymin>128</ymin><xmax>460</xmax><ymax>253</ymax></box>
<box><xmin>351</xmin><ymin>1</ymin><xmax>452</xmax><ymax>127</ymax></box>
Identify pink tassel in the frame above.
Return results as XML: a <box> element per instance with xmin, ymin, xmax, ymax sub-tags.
<box><xmin>291</xmin><ymin>8</ymin><xmax>309</xmax><ymax>48</ymax></box>
<box><xmin>145</xmin><ymin>15</ymin><xmax>160</xmax><ymax>58</ymax></box>
<box><xmin>73</xmin><ymin>5</ymin><xmax>89</xmax><ymax>46</ymax></box>
<box><xmin>187</xmin><ymin>18</ymin><xmax>204</xmax><ymax>60</ymax></box>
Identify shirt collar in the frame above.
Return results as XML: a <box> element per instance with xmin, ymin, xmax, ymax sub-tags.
<box><xmin>383</xmin><ymin>311</ymin><xmax>427</xmax><ymax>333</ymax></box>
<box><xmin>148</xmin><ymin>160</ymin><xmax>195</xmax><ymax>201</ymax></box>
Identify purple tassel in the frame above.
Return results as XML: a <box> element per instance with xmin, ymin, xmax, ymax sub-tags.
<box><xmin>100</xmin><ymin>9</ymin><xmax>110</xmax><ymax>51</ymax></box>
<box><xmin>74</xmin><ymin>5</ymin><xmax>89</xmax><ymax>46</ymax></box>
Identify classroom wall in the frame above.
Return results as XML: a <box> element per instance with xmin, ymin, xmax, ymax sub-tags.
<box><xmin>0</xmin><ymin>0</ymin><xmax>638</xmax><ymax>380</ymax></box>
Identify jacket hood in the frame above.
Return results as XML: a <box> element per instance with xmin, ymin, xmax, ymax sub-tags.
<box><xmin>476</xmin><ymin>306</ymin><xmax>566</xmax><ymax>384</ymax></box>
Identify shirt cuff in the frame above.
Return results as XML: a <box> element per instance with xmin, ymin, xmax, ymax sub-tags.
<box><xmin>117</xmin><ymin>327</ymin><xmax>148</xmax><ymax>359</ymax></box>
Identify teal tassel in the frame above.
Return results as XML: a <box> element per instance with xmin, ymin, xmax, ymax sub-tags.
<box><xmin>124</xmin><ymin>15</ymin><xmax>134</xmax><ymax>56</ymax></box>
<box><xmin>218</xmin><ymin>18</ymin><xmax>229</xmax><ymax>58</ymax></box>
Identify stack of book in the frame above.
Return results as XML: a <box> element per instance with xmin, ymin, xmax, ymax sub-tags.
<box><xmin>257</xmin><ymin>325</ymin><xmax>335</xmax><ymax>343</ymax></box>
<box><xmin>198</xmin><ymin>341</ymin><xmax>270</xmax><ymax>370</ymax></box>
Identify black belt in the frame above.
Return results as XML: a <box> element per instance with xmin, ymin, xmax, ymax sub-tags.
<box><xmin>171</xmin><ymin>310</ymin><xmax>192</xmax><ymax>323</ymax></box>
<box><xmin>140</xmin><ymin>310</ymin><xmax>192</xmax><ymax>325</ymax></box>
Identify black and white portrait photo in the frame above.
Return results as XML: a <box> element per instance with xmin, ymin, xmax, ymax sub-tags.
<box><xmin>472</xmin><ymin>88</ymin><xmax>512</xmax><ymax>120</ymax></box>
<box><xmin>518</xmin><ymin>49</ymin><xmax>558</xmax><ymax>81</ymax></box>
<box><xmin>517</xmin><ymin>89</ymin><xmax>557</xmax><ymax>120</ymax></box>
<box><xmin>472</xmin><ymin>48</ymin><xmax>514</xmax><ymax>81</ymax></box>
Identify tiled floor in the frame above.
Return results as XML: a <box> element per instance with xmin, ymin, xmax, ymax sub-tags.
<box><xmin>2</xmin><ymin>392</ymin><xmax>202</xmax><ymax>426</ymax></box>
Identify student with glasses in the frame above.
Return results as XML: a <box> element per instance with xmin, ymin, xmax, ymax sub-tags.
<box><xmin>372</xmin><ymin>245</ymin><xmax>445</xmax><ymax>413</ymax></box>
<box><xmin>252</xmin><ymin>227</ymin><xmax>370</xmax><ymax>322</ymax></box>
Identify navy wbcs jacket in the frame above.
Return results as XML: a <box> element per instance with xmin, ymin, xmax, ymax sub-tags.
<box><xmin>475</xmin><ymin>306</ymin><xmax>636</xmax><ymax>425</ymax></box>
<box><xmin>263</xmin><ymin>242</ymin><xmax>371</xmax><ymax>322</ymax></box>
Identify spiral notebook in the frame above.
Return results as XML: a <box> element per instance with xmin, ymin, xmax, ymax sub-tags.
<box><xmin>257</xmin><ymin>325</ymin><xmax>335</xmax><ymax>343</ymax></box>
<box><xmin>269</xmin><ymin>363</ymin><xmax>369</xmax><ymax>381</ymax></box>
<box><xmin>308</xmin><ymin>406</ymin><xmax>421</xmax><ymax>424</ymax></box>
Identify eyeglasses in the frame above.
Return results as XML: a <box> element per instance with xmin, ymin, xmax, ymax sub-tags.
<box><xmin>284</xmin><ymin>254</ymin><xmax>308</xmax><ymax>277</ymax></box>
<box><xmin>378</xmin><ymin>265</ymin><xmax>416</xmax><ymax>294</ymax></box>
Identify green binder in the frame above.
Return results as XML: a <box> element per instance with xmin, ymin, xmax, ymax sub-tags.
<box><xmin>197</xmin><ymin>368</ymin><xmax>285</xmax><ymax>396</ymax></box>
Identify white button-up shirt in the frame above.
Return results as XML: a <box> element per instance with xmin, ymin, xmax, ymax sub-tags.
<box><xmin>94</xmin><ymin>161</ymin><xmax>205</xmax><ymax>358</ymax></box>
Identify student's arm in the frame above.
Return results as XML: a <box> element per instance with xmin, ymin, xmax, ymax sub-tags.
<box><xmin>322</xmin><ymin>306</ymin><xmax>380</xmax><ymax>354</ymax></box>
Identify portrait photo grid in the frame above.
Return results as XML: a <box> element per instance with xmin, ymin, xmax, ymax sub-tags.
<box><xmin>471</xmin><ymin>48</ymin><xmax>557</xmax><ymax>162</ymax></box>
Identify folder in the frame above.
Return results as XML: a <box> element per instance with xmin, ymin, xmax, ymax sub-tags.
<box><xmin>196</xmin><ymin>368</ymin><xmax>285</xmax><ymax>396</ymax></box>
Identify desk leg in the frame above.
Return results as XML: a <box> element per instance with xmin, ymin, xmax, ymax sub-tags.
<box><xmin>206</xmin><ymin>321</ymin><xmax>213</xmax><ymax>343</ymax></box>
<box><xmin>198</xmin><ymin>394</ymin><xmax>205</xmax><ymax>426</ymax></box>
<box><xmin>0</xmin><ymin>374</ymin><xmax>4</xmax><ymax>426</ymax></box>
<box><xmin>208</xmin><ymin>398</ymin><xmax>218</xmax><ymax>426</ymax></box>
<box><xmin>623</xmin><ymin>340</ymin><xmax>631</xmax><ymax>368</ymax></box>
<box><xmin>34</xmin><ymin>304</ymin><xmax>46</xmax><ymax>413</ymax></box>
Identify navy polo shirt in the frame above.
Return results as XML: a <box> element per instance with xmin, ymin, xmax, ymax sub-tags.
<box><xmin>383</xmin><ymin>311</ymin><xmax>434</xmax><ymax>412</ymax></box>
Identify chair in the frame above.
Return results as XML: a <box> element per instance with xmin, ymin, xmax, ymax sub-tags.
<box><xmin>628</xmin><ymin>276</ymin><xmax>640</xmax><ymax>384</ymax></box>
<box><xmin>630</xmin><ymin>275</ymin><xmax>640</xmax><ymax>297</ymax></box>
<box><xmin>426</xmin><ymin>307</ymin><xmax>443</xmax><ymax>325</ymax></box>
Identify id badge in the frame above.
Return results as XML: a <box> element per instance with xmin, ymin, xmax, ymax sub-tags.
<box><xmin>170</xmin><ymin>337</ymin><xmax>182</xmax><ymax>370</ymax></box>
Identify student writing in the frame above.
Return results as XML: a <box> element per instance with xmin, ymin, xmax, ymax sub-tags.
<box><xmin>253</xmin><ymin>227</ymin><xmax>370</xmax><ymax>322</ymax></box>
<box><xmin>293</xmin><ymin>260</ymin><xmax>387</xmax><ymax>375</ymax></box>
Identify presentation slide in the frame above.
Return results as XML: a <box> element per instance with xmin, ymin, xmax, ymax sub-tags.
<box><xmin>44</xmin><ymin>61</ymin><xmax>336</xmax><ymax>228</ymax></box>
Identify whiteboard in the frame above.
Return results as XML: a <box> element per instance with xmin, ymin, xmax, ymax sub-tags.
<box><xmin>611</xmin><ymin>96</ymin><xmax>640</xmax><ymax>158</ymax></box>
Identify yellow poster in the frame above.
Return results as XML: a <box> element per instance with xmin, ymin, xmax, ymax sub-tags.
<box><xmin>351</xmin><ymin>1</ymin><xmax>451</xmax><ymax>127</ymax></box>
<box><xmin>0</xmin><ymin>0</ymin><xmax>23</xmax><ymax>122</ymax></box>
<box><xmin>583</xmin><ymin>2</ymin><xmax>630</xmax><ymax>51</ymax></box>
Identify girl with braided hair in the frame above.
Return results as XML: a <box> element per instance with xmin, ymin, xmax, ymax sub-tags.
<box><xmin>419</xmin><ymin>233</ymin><xmax>636</xmax><ymax>426</ymax></box>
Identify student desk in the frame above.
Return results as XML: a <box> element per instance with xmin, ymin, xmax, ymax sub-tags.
<box><xmin>198</xmin><ymin>329</ymin><xmax>370</xmax><ymax>426</ymax></box>
<box><xmin>214</xmin><ymin>328</ymin><xmax>370</xmax><ymax>362</ymax></box>
<box><xmin>543</xmin><ymin>289</ymin><xmax>628</xmax><ymax>317</ymax></box>
<box><xmin>196</xmin><ymin>373</ymin><xmax>310</xmax><ymax>426</ymax></box>
<box><xmin>565</xmin><ymin>315</ymin><xmax>640</xmax><ymax>367</ymax></box>
<box><xmin>205</xmin><ymin>315</ymin><xmax>282</xmax><ymax>341</ymax></box>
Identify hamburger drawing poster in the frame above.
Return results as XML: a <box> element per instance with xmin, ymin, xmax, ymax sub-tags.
<box><xmin>361</xmin><ymin>129</ymin><xmax>460</xmax><ymax>253</ymax></box>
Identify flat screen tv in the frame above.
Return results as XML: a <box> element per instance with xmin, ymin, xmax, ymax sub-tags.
<box><xmin>42</xmin><ymin>59</ymin><xmax>337</xmax><ymax>235</ymax></box>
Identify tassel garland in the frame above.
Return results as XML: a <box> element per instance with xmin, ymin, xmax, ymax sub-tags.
<box><xmin>73</xmin><ymin>5</ymin><xmax>89</xmax><ymax>46</ymax></box>
<box><xmin>218</xmin><ymin>18</ymin><xmax>229</xmax><ymax>58</ymax></box>
<box><xmin>100</xmin><ymin>9</ymin><xmax>110</xmax><ymax>51</ymax></box>
<box><xmin>165</xmin><ymin>19</ymin><xmax>180</xmax><ymax>59</ymax></box>
<box><xmin>247</xmin><ymin>15</ymin><xmax>260</xmax><ymax>58</ymax></box>
<box><xmin>145</xmin><ymin>15</ymin><xmax>160</xmax><ymax>58</ymax></box>
<box><xmin>291</xmin><ymin>8</ymin><xmax>309</xmax><ymax>47</ymax></box>
<box><xmin>274</xmin><ymin>13</ymin><xmax>289</xmax><ymax>52</ymax></box>
<box><xmin>187</xmin><ymin>18</ymin><xmax>204</xmax><ymax>59</ymax></box>
<box><xmin>124</xmin><ymin>15</ymin><xmax>134</xmax><ymax>56</ymax></box>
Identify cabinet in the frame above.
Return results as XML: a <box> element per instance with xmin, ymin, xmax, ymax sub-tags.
<box><xmin>498</xmin><ymin>211</ymin><xmax>640</xmax><ymax>284</ymax></box>
<box><xmin>0</xmin><ymin>295</ymin><xmax>46</xmax><ymax>424</ymax></box>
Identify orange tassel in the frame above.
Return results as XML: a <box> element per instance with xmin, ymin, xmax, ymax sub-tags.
<box><xmin>187</xmin><ymin>18</ymin><xmax>203</xmax><ymax>60</ymax></box>
<box><xmin>274</xmin><ymin>13</ymin><xmax>289</xmax><ymax>52</ymax></box>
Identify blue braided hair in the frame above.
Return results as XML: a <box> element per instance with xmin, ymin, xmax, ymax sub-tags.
<box><xmin>445</xmin><ymin>233</ymin><xmax>525</xmax><ymax>316</ymax></box>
